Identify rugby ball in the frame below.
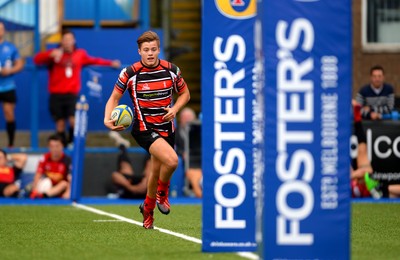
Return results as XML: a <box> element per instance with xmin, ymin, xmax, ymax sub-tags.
<box><xmin>111</xmin><ymin>104</ymin><xmax>133</xmax><ymax>128</ymax></box>
<box><xmin>37</xmin><ymin>177</ymin><xmax>53</xmax><ymax>194</ymax></box>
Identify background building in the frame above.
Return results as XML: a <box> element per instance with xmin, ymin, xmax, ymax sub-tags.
<box><xmin>353</xmin><ymin>0</ymin><xmax>400</xmax><ymax>100</ymax></box>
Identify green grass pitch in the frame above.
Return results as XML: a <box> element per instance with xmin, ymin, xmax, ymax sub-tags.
<box><xmin>1</xmin><ymin>203</ymin><xmax>400</xmax><ymax>259</ymax></box>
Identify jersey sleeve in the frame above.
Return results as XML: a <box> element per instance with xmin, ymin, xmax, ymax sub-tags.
<box><xmin>114</xmin><ymin>66</ymin><xmax>133</xmax><ymax>94</ymax></box>
<box><xmin>171</xmin><ymin>63</ymin><xmax>187</xmax><ymax>94</ymax></box>
<box><xmin>33</xmin><ymin>50</ymin><xmax>54</xmax><ymax>65</ymax></box>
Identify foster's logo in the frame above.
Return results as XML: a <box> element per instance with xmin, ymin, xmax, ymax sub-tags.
<box><xmin>215</xmin><ymin>0</ymin><xmax>256</xmax><ymax>19</ymax></box>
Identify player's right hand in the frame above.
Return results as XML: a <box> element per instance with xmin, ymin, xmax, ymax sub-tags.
<box><xmin>50</xmin><ymin>49</ymin><xmax>63</xmax><ymax>62</ymax></box>
<box><xmin>104</xmin><ymin>118</ymin><xmax>125</xmax><ymax>131</ymax></box>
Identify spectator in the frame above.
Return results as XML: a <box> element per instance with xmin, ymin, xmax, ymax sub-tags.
<box><xmin>176</xmin><ymin>107</ymin><xmax>202</xmax><ymax>198</ymax></box>
<box><xmin>111</xmin><ymin>144</ymin><xmax>150</xmax><ymax>199</ymax></box>
<box><xmin>355</xmin><ymin>65</ymin><xmax>395</xmax><ymax>120</ymax></box>
<box><xmin>0</xmin><ymin>149</ymin><xmax>27</xmax><ymax>197</ymax></box>
<box><xmin>34</xmin><ymin>29</ymin><xmax>121</xmax><ymax>147</ymax></box>
<box><xmin>0</xmin><ymin>22</ymin><xmax>25</xmax><ymax>148</ymax></box>
<box><xmin>175</xmin><ymin>107</ymin><xmax>196</xmax><ymax>157</ymax></box>
<box><xmin>104</xmin><ymin>30</ymin><xmax>190</xmax><ymax>229</ymax></box>
<box><xmin>30</xmin><ymin>134</ymin><xmax>72</xmax><ymax>199</ymax></box>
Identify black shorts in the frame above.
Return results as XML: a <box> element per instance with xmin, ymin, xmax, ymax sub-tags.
<box><xmin>49</xmin><ymin>94</ymin><xmax>78</xmax><ymax>121</ymax></box>
<box><xmin>189</xmin><ymin>155</ymin><xmax>201</xmax><ymax>169</ymax></box>
<box><xmin>132</xmin><ymin>130</ymin><xmax>175</xmax><ymax>153</ymax></box>
<box><xmin>0</xmin><ymin>89</ymin><xmax>17</xmax><ymax>103</ymax></box>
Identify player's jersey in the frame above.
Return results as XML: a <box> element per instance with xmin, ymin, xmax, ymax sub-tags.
<box><xmin>36</xmin><ymin>153</ymin><xmax>71</xmax><ymax>185</ymax></box>
<box><xmin>0</xmin><ymin>41</ymin><xmax>20</xmax><ymax>93</ymax></box>
<box><xmin>0</xmin><ymin>166</ymin><xmax>21</xmax><ymax>184</ymax></box>
<box><xmin>114</xmin><ymin>59</ymin><xmax>187</xmax><ymax>137</ymax></box>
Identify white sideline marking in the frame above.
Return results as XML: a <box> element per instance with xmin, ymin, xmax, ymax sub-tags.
<box><xmin>72</xmin><ymin>202</ymin><xmax>259</xmax><ymax>260</ymax></box>
<box><xmin>93</xmin><ymin>219</ymin><xmax>123</xmax><ymax>222</ymax></box>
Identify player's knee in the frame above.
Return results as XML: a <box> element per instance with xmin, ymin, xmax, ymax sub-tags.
<box><xmin>58</xmin><ymin>180</ymin><xmax>69</xmax><ymax>190</ymax></box>
<box><xmin>166</xmin><ymin>154</ymin><xmax>178</xmax><ymax>171</ymax></box>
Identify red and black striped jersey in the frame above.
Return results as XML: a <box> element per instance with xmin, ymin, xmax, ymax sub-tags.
<box><xmin>114</xmin><ymin>59</ymin><xmax>187</xmax><ymax>137</ymax></box>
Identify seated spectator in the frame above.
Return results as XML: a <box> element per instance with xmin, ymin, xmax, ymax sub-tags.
<box><xmin>0</xmin><ymin>149</ymin><xmax>27</xmax><ymax>197</ymax></box>
<box><xmin>355</xmin><ymin>65</ymin><xmax>395</xmax><ymax>120</ymax></box>
<box><xmin>30</xmin><ymin>134</ymin><xmax>71</xmax><ymax>199</ymax></box>
<box><xmin>176</xmin><ymin>107</ymin><xmax>202</xmax><ymax>198</ymax></box>
<box><xmin>111</xmin><ymin>144</ymin><xmax>150</xmax><ymax>199</ymax></box>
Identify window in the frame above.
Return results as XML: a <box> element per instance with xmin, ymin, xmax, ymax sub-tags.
<box><xmin>363</xmin><ymin>0</ymin><xmax>400</xmax><ymax>52</ymax></box>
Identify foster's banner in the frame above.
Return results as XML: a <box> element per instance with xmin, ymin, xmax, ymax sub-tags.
<box><xmin>201</xmin><ymin>0</ymin><xmax>259</xmax><ymax>252</ymax></box>
<box><xmin>261</xmin><ymin>0</ymin><xmax>352</xmax><ymax>259</ymax></box>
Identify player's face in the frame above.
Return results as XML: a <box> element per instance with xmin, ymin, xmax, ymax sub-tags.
<box><xmin>48</xmin><ymin>140</ymin><xmax>64</xmax><ymax>160</ymax></box>
<box><xmin>138</xmin><ymin>41</ymin><xmax>160</xmax><ymax>67</ymax></box>
<box><xmin>61</xmin><ymin>33</ymin><xmax>76</xmax><ymax>53</ymax></box>
<box><xmin>370</xmin><ymin>69</ymin><xmax>384</xmax><ymax>88</ymax></box>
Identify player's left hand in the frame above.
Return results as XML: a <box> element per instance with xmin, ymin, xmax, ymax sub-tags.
<box><xmin>162</xmin><ymin>107</ymin><xmax>177</xmax><ymax>122</ymax></box>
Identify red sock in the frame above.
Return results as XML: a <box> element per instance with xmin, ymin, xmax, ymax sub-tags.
<box><xmin>157</xmin><ymin>180</ymin><xmax>170</xmax><ymax>194</ymax></box>
<box><xmin>144</xmin><ymin>195</ymin><xmax>156</xmax><ymax>211</ymax></box>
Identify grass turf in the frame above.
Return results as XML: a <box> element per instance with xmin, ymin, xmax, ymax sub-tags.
<box><xmin>0</xmin><ymin>203</ymin><xmax>399</xmax><ymax>259</ymax></box>
<box><xmin>0</xmin><ymin>204</ymin><xmax>242</xmax><ymax>260</ymax></box>
<box><xmin>351</xmin><ymin>203</ymin><xmax>400</xmax><ymax>260</ymax></box>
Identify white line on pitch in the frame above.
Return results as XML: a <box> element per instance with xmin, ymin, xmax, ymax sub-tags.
<box><xmin>72</xmin><ymin>202</ymin><xmax>259</xmax><ymax>260</ymax></box>
<box><xmin>93</xmin><ymin>219</ymin><xmax>123</xmax><ymax>222</ymax></box>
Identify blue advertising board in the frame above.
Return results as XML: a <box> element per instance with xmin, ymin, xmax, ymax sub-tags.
<box><xmin>201</xmin><ymin>0</ymin><xmax>259</xmax><ymax>252</ymax></box>
<box><xmin>260</xmin><ymin>0</ymin><xmax>352</xmax><ymax>259</ymax></box>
